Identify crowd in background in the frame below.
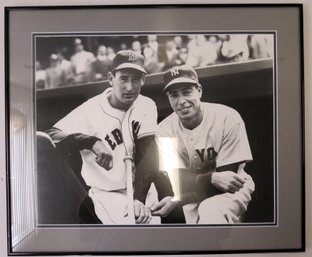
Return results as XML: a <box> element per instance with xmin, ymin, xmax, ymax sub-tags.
<box><xmin>35</xmin><ymin>34</ymin><xmax>273</xmax><ymax>90</ymax></box>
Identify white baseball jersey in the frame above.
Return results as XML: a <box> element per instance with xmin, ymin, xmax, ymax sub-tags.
<box><xmin>156</xmin><ymin>102</ymin><xmax>254</xmax><ymax>224</ymax></box>
<box><xmin>156</xmin><ymin>102</ymin><xmax>252</xmax><ymax>173</ymax></box>
<box><xmin>54</xmin><ymin>87</ymin><xmax>157</xmax><ymax>191</ymax></box>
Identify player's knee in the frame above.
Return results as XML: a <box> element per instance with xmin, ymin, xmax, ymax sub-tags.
<box><xmin>199</xmin><ymin>197</ymin><xmax>220</xmax><ymax>211</ymax></box>
<box><xmin>198</xmin><ymin>203</ymin><xmax>226</xmax><ymax>224</ymax></box>
<box><xmin>198</xmin><ymin>197</ymin><xmax>224</xmax><ymax>219</ymax></box>
<box><xmin>198</xmin><ymin>196</ymin><xmax>247</xmax><ymax>224</ymax></box>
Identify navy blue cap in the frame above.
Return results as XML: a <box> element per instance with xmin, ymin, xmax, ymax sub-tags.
<box><xmin>112</xmin><ymin>50</ymin><xmax>147</xmax><ymax>74</ymax></box>
<box><xmin>163</xmin><ymin>65</ymin><xmax>199</xmax><ymax>92</ymax></box>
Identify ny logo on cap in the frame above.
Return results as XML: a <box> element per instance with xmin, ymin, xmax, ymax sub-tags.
<box><xmin>128</xmin><ymin>51</ymin><xmax>137</xmax><ymax>62</ymax></box>
<box><xmin>170</xmin><ymin>68</ymin><xmax>180</xmax><ymax>77</ymax></box>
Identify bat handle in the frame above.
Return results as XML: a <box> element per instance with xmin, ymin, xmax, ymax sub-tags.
<box><xmin>124</xmin><ymin>156</ymin><xmax>135</xmax><ymax>224</ymax></box>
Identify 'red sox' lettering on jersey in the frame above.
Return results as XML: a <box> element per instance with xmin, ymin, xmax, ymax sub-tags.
<box><xmin>104</xmin><ymin>122</ymin><xmax>141</xmax><ymax>150</ymax></box>
<box><xmin>54</xmin><ymin>88</ymin><xmax>156</xmax><ymax>191</ymax></box>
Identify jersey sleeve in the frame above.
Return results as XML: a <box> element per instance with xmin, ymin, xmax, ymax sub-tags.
<box><xmin>156</xmin><ymin>120</ymin><xmax>188</xmax><ymax>171</ymax></box>
<box><xmin>216</xmin><ymin>114</ymin><xmax>253</xmax><ymax>168</ymax></box>
<box><xmin>46</xmin><ymin>127</ymin><xmax>100</xmax><ymax>155</ymax></box>
<box><xmin>53</xmin><ymin>101</ymin><xmax>92</xmax><ymax>135</ymax></box>
<box><xmin>156</xmin><ymin>136</ymin><xmax>186</xmax><ymax>171</ymax></box>
<box><xmin>135</xmin><ymin>99</ymin><xmax>158</xmax><ymax>139</ymax></box>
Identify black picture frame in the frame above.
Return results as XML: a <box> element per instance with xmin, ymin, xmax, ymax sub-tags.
<box><xmin>5</xmin><ymin>4</ymin><xmax>304</xmax><ymax>255</ymax></box>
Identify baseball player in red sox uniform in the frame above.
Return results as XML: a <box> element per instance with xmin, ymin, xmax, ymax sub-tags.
<box><xmin>47</xmin><ymin>50</ymin><xmax>173</xmax><ymax>225</ymax></box>
<box><xmin>151</xmin><ymin>65</ymin><xmax>255</xmax><ymax>224</ymax></box>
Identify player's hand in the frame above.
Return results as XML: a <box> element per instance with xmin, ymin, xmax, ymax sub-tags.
<box><xmin>134</xmin><ymin>199</ymin><xmax>152</xmax><ymax>224</ymax></box>
<box><xmin>91</xmin><ymin>140</ymin><xmax>113</xmax><ymax>170</ymax></box>
<box><xmin>211</xmin><ymin>171</ymin><xmax>246</xmax><ymax>194</ymax></box>
<box><xmin>150</xmin><ymin>196</ymin><xmax>178</xmax><ymax>217</ymax></box>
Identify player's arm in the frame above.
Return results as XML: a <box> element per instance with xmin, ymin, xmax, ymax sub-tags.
<box><xmin>132</xmin><ymin>135</ymin><xmax>155</xmax><ymax>204</ymax></box>
<box><xmin>172</xmin><ymin>162</ymin><xmax>246</xmax><ymax>204</ymax></box>
<box><xmin>133</xmin><ymin>135</ymin><xmax>174</xmax><ymax>204</ymax></box>
<box><xmin>46</xmin><ymin>127</ymin><xmax>113</xmax><ymax>170</ymax></box>
<box><xmin>210</xmin><ymin>113</ymin><xmax>252</xmax><ymax>193</ymax></box>
<box><xmin>211</xmin><ymin>163</ymin><xmax>246</xmax><ymax>193</ymax></box>
<box><xmin>132</xmin><ymin>135</ymin><xmax>155</xmax><ymax>224</ymax></box>
<box><xmin>133</xmin><ymin>135</ymin><xmax>177</xmax><ymax>220</ymax></box>
<box><xmin>46</xmin><ymin>127</ymin><xmax>99</xmax><ymax>153</ymax></box>
<box><xmin>184</xmin><ymin>113</ymin><xmax>252</xmax><ymax>196</ymax></box>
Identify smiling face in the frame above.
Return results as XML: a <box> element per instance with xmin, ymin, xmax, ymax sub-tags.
<box><xmin>108</xmin><ymin>68</ymin><xmax>145</xmax><ymax>110</ymax></box>
<box><xmin>166</xmin><ymin>83</ymin><xmax>203</xmax><ymax>129</ymax></box>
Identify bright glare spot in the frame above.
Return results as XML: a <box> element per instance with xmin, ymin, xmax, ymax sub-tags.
<box><xmin>157</xmin><ymin>137</ymin><xmax>181</xmax><ymax>201</ymax></box>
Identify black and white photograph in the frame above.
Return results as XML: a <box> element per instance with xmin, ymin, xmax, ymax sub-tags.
<box><xmin>34</xmin><ymin>33</ymin><xmax>275</xmax><ymax>226</ymax></box>
<box><xmin>4</xmin><ymin>4</ymin><xmax>304</xmax><ymax>255</ymax></box>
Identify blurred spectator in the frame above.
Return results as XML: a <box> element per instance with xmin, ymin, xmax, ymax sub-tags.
<box><xmin>162</xmin><ymin>40</ymin><xmax>180</xmax><ymax>71</ymax></box>
<box><xmin>143</xmin><ymin>46</ymin><xmax>162</xmax><ymax>74</ymax></box>
<box><xmin>106</xmin><ymin>46</ymin><xmax>116</xmax><ymax>62</ymax></box>
<box><xmin>70</xmin><ymin>38</ymin><xmax>95</xmax><ymax>84</ymax></box>
<box><xmin>208</xmin><ymin>35</ymin><xmax>223</xmax><ymax>61</ymax></box>
<box><xmin>37</xmin><ymin>34</ymin><xmax>271</xmax><ymax>89</ymax></box>
<box><xmin>147</xmin><ymin>35</ymin><xmax>159</xmax><ymax>59</ymax></box>
<box><xmin>249</xmin><ymin>35</ymin><xmax>273</xmax><ymax>59</ymax></box>
<box><xmin>35</xmin><ymin>60</ymin><xmax>46</xmax><ymax>89</ymax></box>
<box><xmin>173</xmin><ymin>36</ymin><xmax>189</xmax><ymax>65</ymax></box>
<box><xmin>176</xmin><ymin>47</ymin><xmax>189</xmax><ymax>65</ymax></box>
<box><xmin>220</xmin><ymin>34</ymin><xmax>250</xmax><ymax>63</ymax></box>
<box><xmin>45</xmin><ymin>54</ymin><xmax>66</xmax><ymax>89</ymax></box>
<box><xmin>173</xmin><ymin>36</ymin><xmax>186</xmax><ymax>50</ymax></box>
<box><xmin>132</xmin><ymin>40</ymin><xmax>142</xmax><ymax>55</ymax></box>
<box><xmin>185</xmin><ymin>35</ymin><xmax>199</xmax><ymax>67</ymax></box>
<box><xmin>143</xmin><ymin>35</ymin><xmax>162</xmax><ymax>73</ymax></box>
<box><xmin>196</xmin><ymin>35</ymin><xmax>218</xmax><ymax>66</ymax></box>
<box><xmin>57</xmin><ymin>48</ymin><xmax>74</xmax><ymax>84</ymax></box>
<box><xmin>120</xmin><ymin>42</ymin><xmax>128</xmax><ymax>51</ymax></box>
<box><xmin>92</xmin><ymin>45</ymin><xmax>112</xmax><ymax>81</ymax></box>
<box><xmin>185</xmin><ymin>35</ymin><xmax>218</xmax><ymax>67</ymax></box>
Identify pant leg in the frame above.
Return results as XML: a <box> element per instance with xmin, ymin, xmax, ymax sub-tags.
<box><xmin>89</xmin><ymin>188</ymin><xmax>130</xmax><ymax>224</ymax></box>
<box><xmin>182</xmin><ymin>202</ymin><xmax>200</xmax><ymax>224</ymax></box>
<box><xmin>198</xmin><ymin>169</ymin><xmax>255</xmax><ymax>224</ymax></box>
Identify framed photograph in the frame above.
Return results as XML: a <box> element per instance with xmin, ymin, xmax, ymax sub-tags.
<box><xmin>5</xmin><ymin>4</ymin><xmax>304</xmax><ymax>255</ymax></box>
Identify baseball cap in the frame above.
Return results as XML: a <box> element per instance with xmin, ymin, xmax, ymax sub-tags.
<box><xmin>163</xmin><ymin>65</ymin><xmax>199</xmax><ymax>92</ymax></box>
<box><xmin>111</xmin><ymin>50</ymin><xmax>147</xmax><ymax>74</ymax></box>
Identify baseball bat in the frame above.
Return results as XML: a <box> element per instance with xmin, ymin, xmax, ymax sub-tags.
<box><xmin>124</xmin><ymin>155</ymin><xmax>135</xmax><ymax>224</ymax></box>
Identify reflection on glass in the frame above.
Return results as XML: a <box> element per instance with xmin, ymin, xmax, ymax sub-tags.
<box><xmin>157</xmin><ymin>137</ymin><xmax>181</xmax><ymax>201</ymax></box>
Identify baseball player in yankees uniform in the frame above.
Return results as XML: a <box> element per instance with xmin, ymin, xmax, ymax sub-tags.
<box><xmin>47</xmin><ymin>50</ymin><xmax>173</xmax><ymax>224</ymax></box>
<box><xmin>151</xmin><ymin>65</ymin><xmax>255</xmax><ymax>224</ymax></box>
